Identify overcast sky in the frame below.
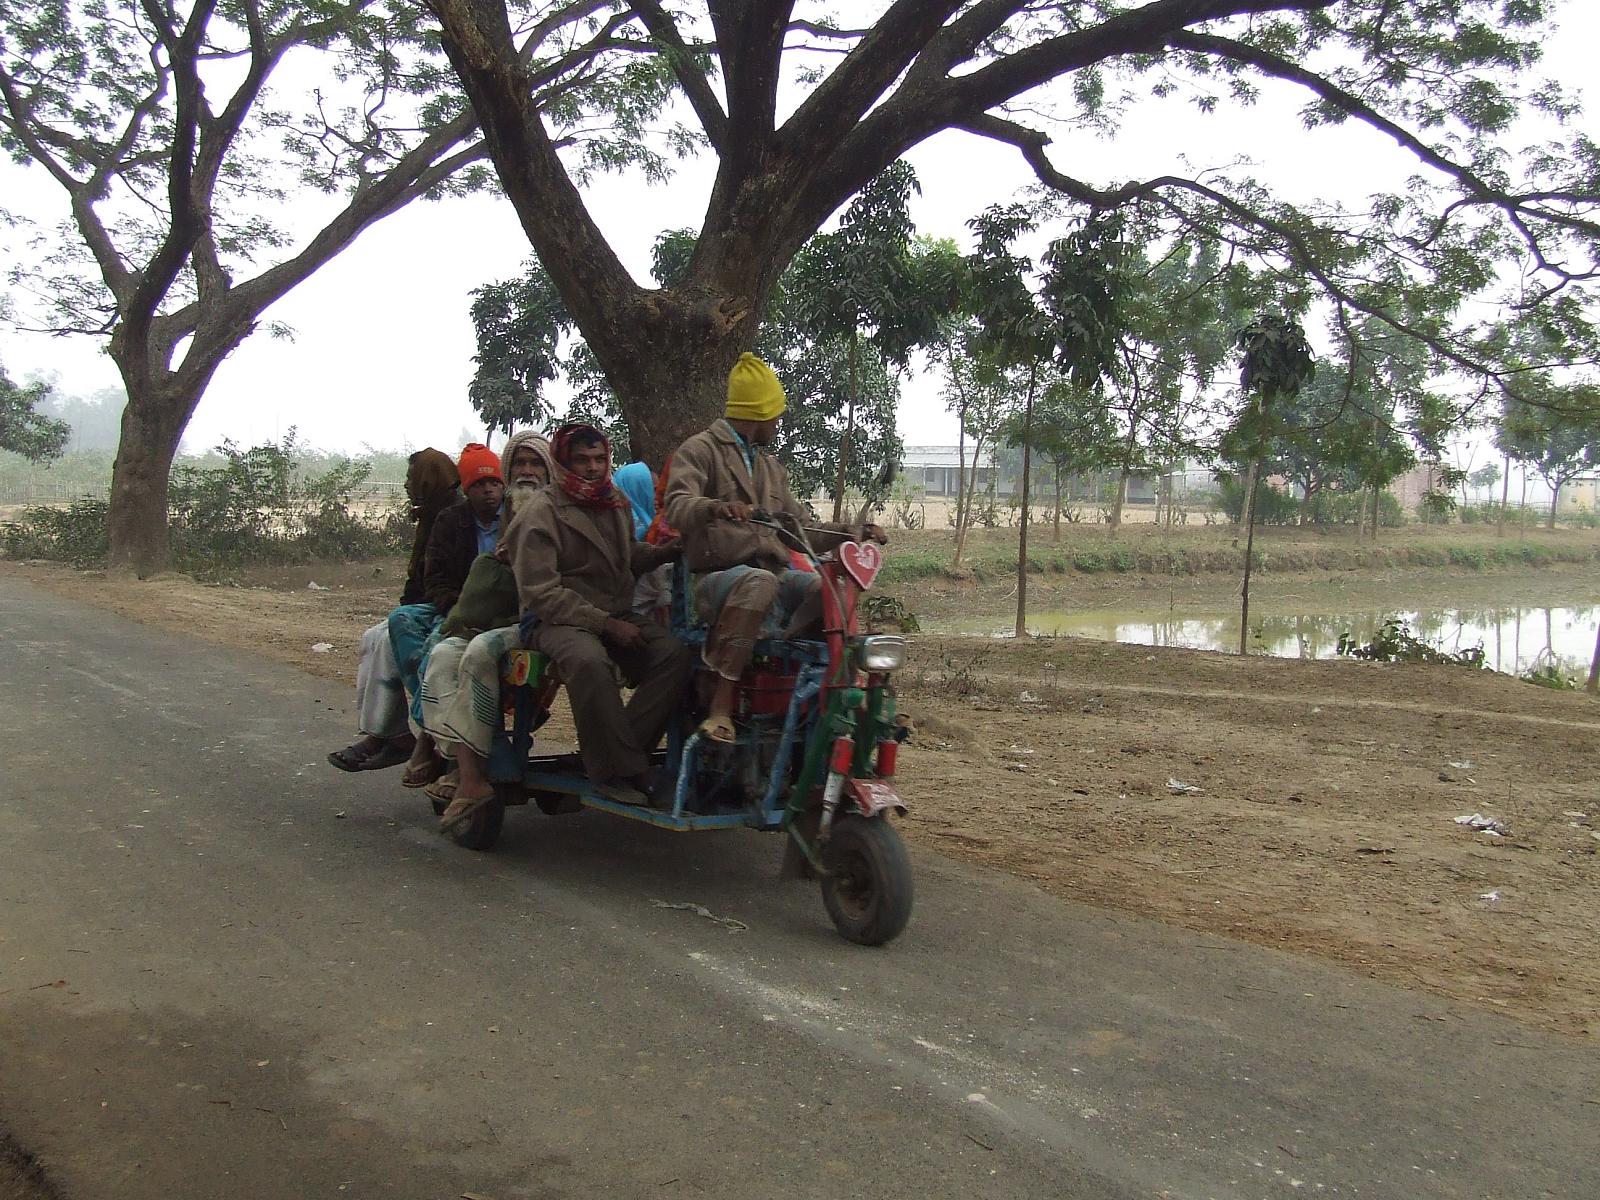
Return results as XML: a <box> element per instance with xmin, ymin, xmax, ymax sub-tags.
<box><xmin>2</xmin><ymin>5</ymin><xmax>1596</xmax><ymax>460</ymax></box>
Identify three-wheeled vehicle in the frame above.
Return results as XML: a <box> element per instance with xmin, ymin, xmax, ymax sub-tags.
<box><xmin>424</xmin><ymin>489</ymin><xmax>915</xmax><ymax>946</ymax></box>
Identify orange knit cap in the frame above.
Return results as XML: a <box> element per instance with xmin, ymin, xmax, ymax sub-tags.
<box><xmin>456</xmin><ymin>442</ymin><xmax>502</xmax><ymax>486</ymax></box>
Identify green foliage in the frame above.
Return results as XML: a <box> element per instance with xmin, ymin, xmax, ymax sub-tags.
<box><xmin>1</xmin><ymin>436</ymin><xmax>408</xmax><ymax>571</ymax></box>
<box><xmin>468</xmin><ymin>163</ymin><xmax>970</xmax><ymax>491</ymax></box>
<box><xmin>965</xmin><ymin>205</ymin><xmax>1128</xmax><ymax>389</ymax></box>
<box><xmin>468</xmin><ymin>268</ymin><xmax>572</xmax><ymax>439</ymax></box>
<box><xmin>1222</xmin><ymin>313</ymin><xmax>1317</xmax><ymax>477</ymax></box>
<box><xmin>1496</xmin><ymin>382</ymin><xmax>1600</xmax><ymax>518</ymax></box>
<box><xmin>0</xmin><ymin>362</ymin><xmax>69</xmax><ymax>463</ymax></box>
<box><xmin>1522</xmin><ymin>662</ymin><xmax>1580</xmax><ymax>690</ymax></box>
<box><xmin>861</xmin><ymin>593</ymin><xmax>921</xmax><ymax>634</ymax></box>
<box><xmin>0</xmin><ymin>498</ymin><xmax>110</xmax><ymax>565</ymax></box>
<box><xmin>1336</xmin><ymin>620</ymin><xmax>1486</xmax><ymax>668</ymax></box>
<box><xmin>1215</xmin><ymin>478</ymin><xmax>1302</xmax><ymax>525</ymax></box>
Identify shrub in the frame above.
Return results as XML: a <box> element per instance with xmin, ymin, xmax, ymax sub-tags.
<box><xmin>1336</xmin><ymin>619</ymin><xmax>1485</xmax><ymax>668</ymax></box>
<box><xmin>861</xmin><ymin>593</ymin><xmax>921</xmax><ymax>633</ymax></box>
<box><xmin>0</xmin><ymin>497</ymin><xmax>111</xmax><ymax>565</ymax></box>
<box><xmin>1447</xmin><ymin>546</ymin><xmax>1486</xmax><ymax>570</ymax></box>
<box><xmin>1217</xmin><ymin>477</ymin><xmax>1300</xmax><ymax>525</ymax></box>
<box><xmin>0</xmin><ymin>435</ymin><xmax>409</xmax><ymax>572</ymax></box>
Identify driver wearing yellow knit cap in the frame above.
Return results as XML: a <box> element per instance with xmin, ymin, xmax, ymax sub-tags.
<box><xmin>664</xmin><ymin>353</ymin><xmax>887</xmax><ymax>743</ymax></box>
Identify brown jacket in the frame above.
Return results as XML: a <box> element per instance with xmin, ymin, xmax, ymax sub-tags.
<box><xmin>506</xmin><ymin>485</ymin><xmax>672</xmax><ymax>632</ymax></box>
<box><xmin>664</xmin><ymin>421</ymin><xmax>848</xmax><ymax>573</ymax></box>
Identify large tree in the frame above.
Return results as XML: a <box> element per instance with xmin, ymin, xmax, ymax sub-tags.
<box><xmin>1</xmin><ymin>0</ymin><xmax>666</xmax><ymax>573</ymax></box>
<box><xmin>466</xmin><ymin>211</ymin><xmax>931</xmax><ymax>493</ymax></box>
<box><xmin>425</xmin><ymin>0</ymin><xmax>1598</xmax><ymax>467</ymax></box>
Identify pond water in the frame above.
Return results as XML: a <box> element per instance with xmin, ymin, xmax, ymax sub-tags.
<box><xmin>948</xmin><ymin>602</ymin><xmax>1600</xmax><ymax>678</ymax></box>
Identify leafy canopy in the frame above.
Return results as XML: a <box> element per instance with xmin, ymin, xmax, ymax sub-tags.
<box><xmin>0</xmin><ymin>359</ymin><xmax>69</xmax><ymax>462</ymax></box>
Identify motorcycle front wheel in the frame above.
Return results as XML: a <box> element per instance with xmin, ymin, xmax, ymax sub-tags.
<box><xmin>819</xmin><ymin>816</ymin><xmax>913</xmax><ymax>946</ymax></box>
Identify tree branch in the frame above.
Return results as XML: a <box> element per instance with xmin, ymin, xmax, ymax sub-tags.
<box><xmin>426</xmin><ymin>0</ymin><xmax>642</xmax><ymax>341</ymax></box>
<box><xmin>1170</xmin><ymin>31</ymin><xmax>1600</xmax><ymax>249</ymax></box>
<box><xmin>781</xmin><ymin>0</ymin><xmax>965</xmax><ymax>166</ymax></box>
<box><xmin>627</xmin><ymin>0</ymin><xmax>727</xmax><ymax>151</ymax></box>
<box><xmin>962</xmin><ymin>111</ymin><xmax>1543</xmax><ymax>404</ymax></box>
<box><xmin>114</xmin><ymin>0</ymin><xmax>219</xmax><ymax>391</ymax></box>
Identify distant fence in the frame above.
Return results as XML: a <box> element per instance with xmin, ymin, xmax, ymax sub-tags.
<box><xmin>0</xmin><ymin>481</ymin><xmax>111</xmax><ymax>504</ymax></box>
<box><xmin>0</xmin><ymin>480</ymin><xmax>408</xmax><ymax>507</ymax></box>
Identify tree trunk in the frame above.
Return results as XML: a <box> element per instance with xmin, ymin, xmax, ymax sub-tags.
<box><xmin>953</xmin><ymin>434</ymin><xmax>979</xmax><ymax>571</ymax></box>
<box><xmin>832</xmin><ymin>329</ymin><xmax>858</xmax><ymax>523</ymax></box>
<box><xmin>1238</xmin><ymin>457</ymin><xmax>1260</xmax><ymax>656</ymax></box>
<box><xmin>1015</xmin><ymin>363</ymin><xmax>1038</xmax><ymax>640</ymax></box>
<box><xmin>954</xmin><ymin>402</ymin><xmax>967</xmax><ymax>543</ymax></box>
<box><xmin>106</xmin><ymin>381</ymin><xmax>199</xmax><ymax>576</ymax></box>
<box><xmin>1548</xmin><ymin>481</ymin><xmax>1560</xmax><ymax>529</ymax></box>
<box><xmin>1235</xmin><ymin>459</ymin><xmax>1260</xmax><ymax>542</ymax></box>
<box><xmin>1109</xmin><ymin>423</ymin><xmax>1137</xmax><ymax>533</ymax></box>
<box><xmin>1587</xmin><ymin>621</ymin><xmax>1600</xmax><ymax>695</ymax></box>
<box><xmin>1052</xmin><ymin>463</ymin><xmax>1062</xmax><ymax>542</ymax></box>
<box><xmin>1354</xmin><ymin>488</ymin><xmax>1368</xmax><ymax>541</ymax></box>
<box><xmin>1368</xmin><ymin>484</ymin><xmax>1380</xmax><ymax>542</ymax></box>
<box><xmin>1497</xmin><ymin>454</ymin><xmax>1511</xmax><ymax>537</ymax></box>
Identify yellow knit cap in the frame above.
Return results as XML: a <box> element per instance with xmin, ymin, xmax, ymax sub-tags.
<box><xmin>726</xmin><ymin>352</ymin><xmax>787</xmax><ymax>421</ymax></box>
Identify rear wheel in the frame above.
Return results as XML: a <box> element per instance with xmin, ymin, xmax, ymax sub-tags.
<box><xmin>820</xmin><ymin>816</ymin><xmax>913</xmax><ymax>946</ymax></box>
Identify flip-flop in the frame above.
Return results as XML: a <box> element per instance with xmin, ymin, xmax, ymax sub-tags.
<box><xmin>697</xmin><ymin>715</ymin><xmax>737</xmax><ymax>744</ymax></box>
<box><xmin>401</xmin><ymin>757</ymin><xmax>447</xmax><ymax>789</ymax></box>
<box><xmin>327</xmin><ymin>744</ymin><xmax>372</xmax><ymax>772</ymax></box>
<box><xmin>438</xmin><ymin>793</ymin><xmax>494</xmax><ymax>834</ymax></box>
<box><xmin>424</xmin><ymin>774</ymin><xmax>459</xmax><ymax>803</ymax></box>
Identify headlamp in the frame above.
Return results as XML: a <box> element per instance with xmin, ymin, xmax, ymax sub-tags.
<box><xmin>859</xmin><ymin>634</ymin><xmax>907</xmax><ymax>672</ymax></box>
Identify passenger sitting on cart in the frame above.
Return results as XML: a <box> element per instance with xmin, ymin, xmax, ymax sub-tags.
<box><xmin>422</xmin><ymin>431</ymin><xmax>555</xmax><ymax>830</ymax></box>
<box><xmin>663</xmin><ymin>353</ymin><xmax>886</xmax><ymax>745</ymax></box>
<box><xmin>506</xmin><ymin>423</ymin><xmax>688</xmax><ymax>809</ymax></box>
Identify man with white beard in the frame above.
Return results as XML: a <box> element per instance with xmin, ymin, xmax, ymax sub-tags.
<box><xmin>419</xmin><ymin>430</ymin><xmax>554</xmax><ymax>827</ymax></box>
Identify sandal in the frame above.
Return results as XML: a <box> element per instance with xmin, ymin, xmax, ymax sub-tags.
<box><xmin>697</xmin><ymin>715</ymin><xmax>737</xmax><ymax>744</ymax></box>
<box><xmin>438</xmin><ymin>792</ymin><xmax>494</xmax><ymax>834</ymax></box>
<box><xmin>424</xmin><ymin>772</ymin><xmax>459</xmax><ymax>804</ymax></box>
<box><xmin>358</xmin><ymin>734</ymin><xmax>416</xmax><ymax>772</ymax></box>
<box><xmin>401</xmin><ymin>756</ymin><xmax>447</xmax><ymax>789</ymax></box>
<box><xmin>327</xmin><ymin>743</ymin><xmax>372</xmax><ymax>772</ymax></box>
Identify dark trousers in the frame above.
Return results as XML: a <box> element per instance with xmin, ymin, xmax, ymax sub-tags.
<box><xmin>530</xmin><ymin>618</ymin><xmax>690</xmax><ymax>783</ymax></box>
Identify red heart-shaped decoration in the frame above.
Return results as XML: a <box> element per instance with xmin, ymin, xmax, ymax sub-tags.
<box><xmin>839</xmin><ymin>540</ymin><xmax>884</xmax><ymax>591</ymax></box>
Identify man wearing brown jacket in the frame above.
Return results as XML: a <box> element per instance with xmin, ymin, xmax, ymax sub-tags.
<box><xmin>505</xmin><ymin>424</ymin><xmax>687</xmax><ymax>806</ymax></box>
<box><xmin>664</xmin><ymin>353</ymin><xmax>884</xmax><ymax>743</ymax></box>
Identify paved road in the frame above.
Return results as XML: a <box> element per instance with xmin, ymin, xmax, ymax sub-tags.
<box><xmin>1</xmin><ymin>571</ymin><xmax>1594</xmax><ymax>1199</ymax></box>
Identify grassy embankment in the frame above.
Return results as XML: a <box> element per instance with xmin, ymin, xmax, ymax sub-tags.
<box><xmin>877</xmin><ymin>522</ymin><xmax>1600</xmax><ymax>586</ymax></box>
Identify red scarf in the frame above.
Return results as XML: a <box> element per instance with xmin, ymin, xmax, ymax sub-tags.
<box><xmin>550</xmin><ymin>423</ymin><xmax>628</xmax><ymax>511</ymax></box>
<box><xmin>645</xmin><ymin>453</ymin><xmax>679</xmax><ymax>545</ymax></box>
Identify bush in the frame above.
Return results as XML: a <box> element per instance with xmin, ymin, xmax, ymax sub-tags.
<box><xmin>1447</xmin><ymin>546</ymin><xmax>1486</xmax><ymax>570</ymax></box>
<box><xmin>1217</xmin><ymin>477</ymin><xmax>1300</xmax><ymax>525</ymax></box>
<box><xmin>861</xmin><ymin>593</ymin><xmax>921</xmax><ymax>633</ymax></box>
<box><xmin>1336</xmin><ymin>619</ymin><xmax>1485</xmax><ymax>668</ymax></box>
<box><xmin>0</xmin><ymin>435</ymin><xmax>409</xmax><ymax>572</ymax></box>
<box><xmin>0</xmin><ymin>497</ymin><xmax>111</xmax><ymax>565</ymax></box>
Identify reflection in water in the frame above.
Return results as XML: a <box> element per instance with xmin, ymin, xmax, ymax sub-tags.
<box><xmin>954</xmin><ymin>605</ymin><xmax>1600</xmax><ymax>678</ymax></box>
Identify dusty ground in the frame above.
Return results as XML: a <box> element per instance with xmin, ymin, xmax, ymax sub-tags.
<box><xmin>7</xmin><ymin>555</ymin><xmax>1598</xmax><ymax>1039</ymax></box>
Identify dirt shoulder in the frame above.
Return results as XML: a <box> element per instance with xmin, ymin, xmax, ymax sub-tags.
<box><xmin>8</xmin><ymin>557</ymin><xmax>1598</xmax><ymax>1038</ymax></box>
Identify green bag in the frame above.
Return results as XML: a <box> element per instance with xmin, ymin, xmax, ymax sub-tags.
<box><xmin>440</xmin><ymin>553</ymin><xmax>519</xmax><ymax>640</ymax></box>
